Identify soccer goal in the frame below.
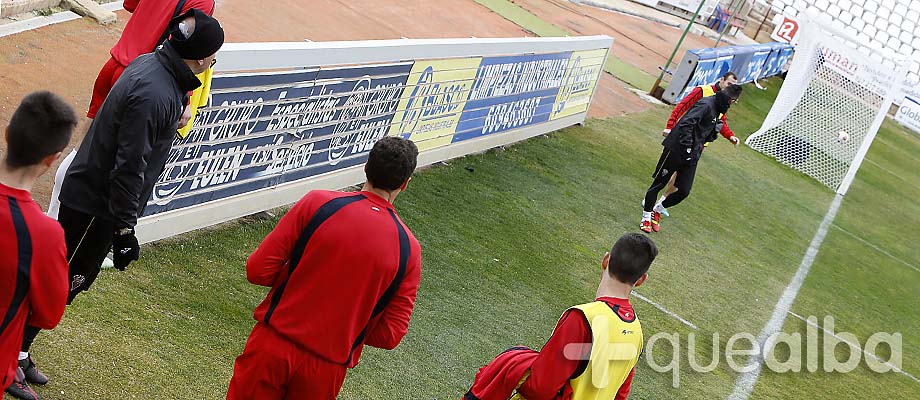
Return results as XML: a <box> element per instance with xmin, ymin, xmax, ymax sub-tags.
<box><xmin>745</xmin><ymin>9</ymin><xmax>906</xmax><ymax>195</ymax></box>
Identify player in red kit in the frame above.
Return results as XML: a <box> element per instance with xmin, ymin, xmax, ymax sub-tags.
<box><xmin>464</xmin><ymin>233</ymin><xmax>658</xmax><ymax>400</ymax></box>
<box><xmin>87</xmin><ymin>0</ymin><xmax>215</xmax><ymax>119</ymax></box>
<box><xmin>0</xmin><ymin>92</ymin><xmax>77</xmax><ymax>400</ymax></box>
<box><xmin>227</xmin><ymin>136</ymin><xmax>423</xmax><ymax>399</ymax></box>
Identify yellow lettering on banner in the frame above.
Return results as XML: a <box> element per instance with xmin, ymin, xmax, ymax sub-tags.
<box><xmin>551</xmin><ymin>48</ymin><xmax>607</xmax><ymax>121</ymax></box>
<box><xmin>388</xmin><ymin>57</ymin><xmax>482</xmax><ymax>151</ymax></box>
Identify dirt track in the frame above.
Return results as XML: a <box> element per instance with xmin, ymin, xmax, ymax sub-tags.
<box><xmin>0</xmin><ymin>0</ymin><xmax>651</xmax><ymax>205</ymax></box>
<box><xmin>515</xmin><ymin>0</ymin><xmax>717</xmax><ymax>77</ymax></box>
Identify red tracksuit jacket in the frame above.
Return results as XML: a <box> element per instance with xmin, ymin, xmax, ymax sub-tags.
<box><xmin>112</xmin><ymin>0</ymin><xmax>216</xmax><ymax>67</ymax></box>
<box><xmin>466</xmin><ymin>297</ymin><xmax>636</xmax><ymax>400</ymax></box>
<box><xmin>247</xmin><ymin>190</ymin><xmax>422</xmax><ymax>367</ymax></box>
<box><xmin>0</xmin><ymin>184</ymin><xmax>68</xmax><ymax>388</ymax></box>
<box><xmin>666</xmin><ymin>85</ymin><xmax>735</xmax><ymax>142</ymax></box>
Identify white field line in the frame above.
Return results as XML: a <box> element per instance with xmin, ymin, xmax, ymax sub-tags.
<box><xmin>864</xmin><ymin>158</ymin><xmax>916</xmax><ymax>187</ymax></box>
<box><xmin>788</xmin><ymin>311</ymin><xmax>920</xmax><ymax>385</ymax></box>
<box><xmin>832</xmin><ymin>224</ymin><xmax>920</xmax><ymax>274</ymax></box>
<box><xmin>727</xmin><ymin>193</ymin><xmax>844</xmax><ymax>400</ymax></box>
<box><xmin>633</xmin><ymin>292</ymin><xmax>698</xmax><ymax>330</ymax></box>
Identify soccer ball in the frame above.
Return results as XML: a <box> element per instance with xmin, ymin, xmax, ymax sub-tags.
<box><xmin>836</xmin><ymin>130</ymin><xmax>849</xmax><ymax>144</ymax></box>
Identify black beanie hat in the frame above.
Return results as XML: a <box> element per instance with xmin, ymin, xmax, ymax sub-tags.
<box><xmin>722</xmin><ymin>83</ymin><xmax>743</xmax><ymax>100</ymax></box>
<box><xmin>714</xmin><ymin>91</ymin><xmax>731</xmax><ymax>115</ymax></box>
<box><xmin>714</xmin><ymin>84</ymin><xmax>742</xmax><ymax>114</ymax></box>
<box><xmin>168</xmin><ymin>8</ymin><xmax>225</xmax><ymax>60</ymax></box>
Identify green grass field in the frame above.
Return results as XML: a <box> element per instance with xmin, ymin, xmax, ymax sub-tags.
<box><xmin>14</xmin><ymin>77</ymin><xmax>918</xmax><ymax>400</ymax></box>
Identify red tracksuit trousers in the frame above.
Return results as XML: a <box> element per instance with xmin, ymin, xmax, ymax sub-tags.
<box><xmin>226</xmin><ymin>323</ymin><xmax>347</xmax><ymax>400</ymax></box>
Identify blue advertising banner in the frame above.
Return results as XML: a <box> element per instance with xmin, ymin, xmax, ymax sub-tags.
<box><xmin>144</xmin><ymin>49</ymin><xmax>606</xmax><ymax>218</ymax></box>
<box><xmin>671</xmin><ymin>42</ymin><xmax>794</xmax><ymax>103</ymax></box>
<box><xmin>735</xmin><ymin>48</ymin><xmax>772</xmax><ymax>83</ymax></box>
<box><xmin>145</xmin><ymin>63</ymin><xmax>412</xmax><ymax>216</ymax></box>
<box><xmin>678</xmin><ymin>48</ymin><xmax>736</xmax><ymax>102</ymax></box>
<box><xmin>762</xmin><ymin>45</ymin><xmax>795</xmax><ymax>78</ymax></box>
<box><xmin>452</xmin><ymin>52</ymin><xmax>571</xmax><ymax>143</ymax></box>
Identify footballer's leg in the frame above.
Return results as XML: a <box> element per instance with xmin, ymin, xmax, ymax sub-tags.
<box><xmin>661</xmin><ymin>163</ymin><xmax>697</xmax><ymax>209</ymax></box>
<box><xmin>227</xmin><ymin>323</ymin><xmax>292</xmax><ymax>400</ymax></box>
<box><xmin>642</xmin><ymin>149</ymin><xmax>678</xmax><ymax>233</ymax></box>
<box><xmin>18</xmin><ymin>205</ymin><xmax>113</xmax><ymax>387</ymax></box>
<box><xmin>58</xmin><ymin>205</ymin><xmax>113</xmax><ymax>304</ymax></box>
<box><xmin>284</xmin><ymin>355</ymin><xmax>347</xmax><ymax>400</ymax></box>
<box><xmin>659</xmin><ymin>172</ymin><xmax>677</xmax><ymax>215</ymax></box>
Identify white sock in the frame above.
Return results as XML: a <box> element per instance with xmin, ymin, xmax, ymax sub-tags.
<box><xmin>653</xmin><ymin>202</ymin><xmax>667</xmax><ymax>213</ymax></box>
<box><xmin>18</xmin><ymin>352</ymin><xmax>28</xmax><ymax>361</ymax></box>
<box><xmin>658</xmin><ymin>194</ymin><xmax>667</xmax><ymax>204</ymax></box>
<box><xmin>641</xmin><ymin>211</ymin><xmax>652</xmax><ymax>222</ymax></box>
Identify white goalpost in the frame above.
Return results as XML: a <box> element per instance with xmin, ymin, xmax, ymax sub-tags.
<box><xmin>745</xmin><ymin>9</ymin><xmax>907</xmax><ymax>195</ymax></box>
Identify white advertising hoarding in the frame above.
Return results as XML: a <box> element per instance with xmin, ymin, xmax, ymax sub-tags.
<box><xmin>895</xmin><ymin>96</ymin><xmax>920</xmax><ymax>135</ymax></box>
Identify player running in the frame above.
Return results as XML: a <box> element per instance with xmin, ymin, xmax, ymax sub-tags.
<box><xmin>640</xmin><ymin>84</ymin><xmax>743</xmax><ymax>233</ymax></box>
<box><xmin>649</xmin><ymin>72</ymin><xmax>740</xmax><ymax>232</ymax></box>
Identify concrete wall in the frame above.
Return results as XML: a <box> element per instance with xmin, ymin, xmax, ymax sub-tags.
<box><xmin>0</xmin><ymin>0</ymin><xmax>62</xmax><ymax>18</ymax></box>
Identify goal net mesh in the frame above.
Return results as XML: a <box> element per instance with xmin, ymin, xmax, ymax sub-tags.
<box><xmin>745</xmin><ymin>11</ymin><xmax>904</xmax><ymax>193</ymax></box>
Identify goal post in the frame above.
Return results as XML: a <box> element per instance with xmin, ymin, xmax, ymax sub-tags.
<box><xmin>745</xmin><ymin>9</ymin><xmax>906</xmax><ymax>195</ymax></box>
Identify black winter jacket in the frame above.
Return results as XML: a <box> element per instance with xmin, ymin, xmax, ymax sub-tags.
<box><xmin>661</xmin><ymin>94</ymin><xmax>725</xmax><ymax>166</ymax></box>
<box><xmin>61</xmin><ymin>42</ymin><xmax>201</xmax><ymax>228</ymax></box>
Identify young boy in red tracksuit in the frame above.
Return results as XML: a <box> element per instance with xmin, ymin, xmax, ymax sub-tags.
<box><xmin>227</xmin><ymin>137</ymin><xmax>423</xmax><ymax>399</ymax></box>
<box><xmin>0</xmin><ymin>92</ymin><xmax>77</xmax><ymax>400</ymax></box>
<box><xmin>465</xmin><ymin>233</ymin><xmax>658</xmax><ymax>400</ymax></box>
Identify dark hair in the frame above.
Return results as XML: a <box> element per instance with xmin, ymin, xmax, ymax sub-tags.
<box><xmin>722</xmin><ymin>83</ymin><xmax>743</xmax><ymax>100</ymax></box>
<box><xmin>608</xmin><ymin>233</ymin><xmax>658</xmax><ymax>284</ymax></box>
<box><xmin>365</xmin><ymin>136</ymin><xmax>419</xmax><ymax>191</ymax></box>
<box><xmin>5</xmin><ymin>91</ymin><xmax>77</xmax><ymax>168</ymax></box>
<box><xmin>722</xmin><ymin>71</ymin><xmax>738</xmax><ymax>80</ymax></box>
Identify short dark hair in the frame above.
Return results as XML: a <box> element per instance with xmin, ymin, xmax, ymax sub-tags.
<box><xmin>608</xmin><ymin>233</ymin><xmax>658</xmax><ymax>284</ymax></box>
<box><xmin>722</xmin><ymin>83</ymin><xmax>743</xmax><ymax>100</ymax></box>
<box><xmin>5</xmin><ymin>91</ymin><xmax>77</xmax><ymax>168</ymax></box>
<box><xmin>365</xmin><ymin>136</ymin><xmax>419</xmax><ymax>191</ymax></box>
<box><xmin>722</xmin><ymin>71</ymin><xmax>738</xmax><ymax>80</ymax></box>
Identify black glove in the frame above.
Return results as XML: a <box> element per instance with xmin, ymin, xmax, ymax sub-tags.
<box><xmin>112</xmin><ymin>228</ymin><xmax>140</xmax><ymax>271</ymax></box>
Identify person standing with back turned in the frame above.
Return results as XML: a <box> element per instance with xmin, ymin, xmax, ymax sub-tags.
<box><xmin>464</xmin><ymin>233</ymin><xmax>658</xmax><ymax>400</ymax></box>
<box><xmin>227</xmin><ymin>137</ymin><xmax>423</xmax><ymax>400</ymax></box>
<box><xmin>1</xmin><ymin>92</ymin><xmax>76</xmax><ymax>400</ymax></box>
<box><xmin>47</xmin><ymin>0</ymin><xmax>218</xmax><ymax>221</ymax></box>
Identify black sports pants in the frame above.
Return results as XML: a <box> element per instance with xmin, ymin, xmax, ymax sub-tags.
<box><xmin>643</xmin><ymin>147</ymin><xmax>697</xmax><ymax>212</ymax></box>
<box><xmin>22</xmin><ymin>205</ymin><xmax>113</xmax><ymax>352</ymax></box>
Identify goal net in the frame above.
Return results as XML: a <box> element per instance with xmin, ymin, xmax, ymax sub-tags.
<box><xmin>745</xmin><ymin>10</ymin><xmax>906</xmax><ymax>195</ymax></box>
